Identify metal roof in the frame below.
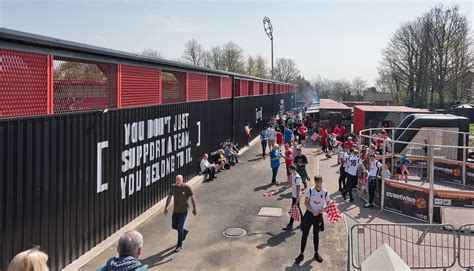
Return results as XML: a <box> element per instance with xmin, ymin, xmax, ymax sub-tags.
<box><xmin>0</xmin><ymin>27</ymin><xmax>297</xmax><ymax>86</ymax></box>
<box><xmin>319</xmin><ymin>99</ymin><xmax>351</xmax><ymax>110</ymax></box>
<box><xmin>305</xmin><ymin>109</ymin><xmax>320</xmax><ymax>114</ymax></box>
<box><xmin>355</xmin><ymin>105</ymin><xmax>430</xmax><ymax>113</ymax></box>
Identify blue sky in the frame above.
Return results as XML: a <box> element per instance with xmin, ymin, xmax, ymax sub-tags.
<box><xmin>1</xmin><ymin>0</ymin><xmax>472</xmax><ymax>85</ymax></box>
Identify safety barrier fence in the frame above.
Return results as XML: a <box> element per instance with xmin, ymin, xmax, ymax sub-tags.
<box><xmin>349</xmin><ymin>223</ymin><xmax>474</xmax><ymax>270</ymax></box>
<box><xmin>356</xmin><ymin>128</ymin><xmax>473</xmax><ymax>224</ymax></box>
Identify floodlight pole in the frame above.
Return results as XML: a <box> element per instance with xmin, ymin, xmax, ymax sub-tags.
<box><xmin>263</xmin><ymin>16</ymin><xmax>274</xmax><ymax>79</ymax></box>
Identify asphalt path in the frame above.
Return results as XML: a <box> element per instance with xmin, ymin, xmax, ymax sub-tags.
<box><xmin>81</xmin><ymin>140</ymin><xmax>348</xmax><ymax>271</ymax></box>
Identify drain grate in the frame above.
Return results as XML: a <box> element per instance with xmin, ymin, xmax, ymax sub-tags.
<box><xmin>223</xmin><ymin>228</ymin><xmax>247</xmax><ymax>238</ymax></box>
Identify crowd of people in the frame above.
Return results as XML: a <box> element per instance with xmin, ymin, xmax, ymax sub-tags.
<box><xmin>199</xmin><ymin>142</ymin><xmax>241</xmax><ymax>181</ymax></box>
<box><xmin>5</xmin><ymin>109</ymin><xmax>417</xmax><ymax>271</ymax></box>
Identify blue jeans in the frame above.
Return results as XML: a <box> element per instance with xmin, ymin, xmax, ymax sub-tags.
<box><xmin>172</xmin><ymin>212</ymin><xmax>188</xmax><ymax>243</ymax></box>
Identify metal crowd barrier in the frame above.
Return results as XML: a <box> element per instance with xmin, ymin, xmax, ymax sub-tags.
<box><xmin>349</xmin><ymin>223</ymin><xmax>457</xmax><ymax>270</ymax></box>
<box><xmin>458</xmin><ymin>223</ymin><xmax>474</xmax><ymax>269</ymax></box>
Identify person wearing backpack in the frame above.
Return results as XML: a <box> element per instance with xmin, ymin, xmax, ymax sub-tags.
<box><xmin>365</xmin><ymin>154</ymin><xmax>382</xmax><ymax>208</ymax></box>
<box><xmin>294</xmin><ymin>175</ymin><xmax>330</xmax><ymax>264</ymax></box>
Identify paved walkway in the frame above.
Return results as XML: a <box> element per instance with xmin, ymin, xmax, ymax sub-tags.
<box><xmin>81</xmin><ymin>141</ymin><xmax>348</xmax><ymax>271</ymax></box>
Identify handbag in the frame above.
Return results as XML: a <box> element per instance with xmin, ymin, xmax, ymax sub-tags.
<box><xmin>311</xmin><ymin>132</ymin><xmax>319</xmax><ymax>141</ymax></box>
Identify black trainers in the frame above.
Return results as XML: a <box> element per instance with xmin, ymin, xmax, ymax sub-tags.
<box><xmin>182</xmin><ymin>229</ymin><xmax>189</xmax><ymax>241</ymax></box>
<box><xmin>295</xmin><ymin>253</ymin><xmax>304</xmax><ymax>263</ymax></box>
<box><xmin>314</xmin><ymin>252</ymin><xmax>323</xmax><ymax>263</ymax></box>
<box><xmin>342</xmin><ymin>192</ymin><xmax>347</xmax><ymax>200</ymax></box>
<box><xmin>350</xmin><ymin>198</ymin><xmax>354</xmax><ymax>202</ymax></box>
<box><xmin>174</xmin><ymin>244</ymin><xmax>182</xmax><ymax>252</ymax></box>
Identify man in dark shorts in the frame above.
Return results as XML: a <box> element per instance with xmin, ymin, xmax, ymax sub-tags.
<box><xmin>164</xmin><ymin>175</ymin><xmax>197</xmax><ymax>252</ymax></box>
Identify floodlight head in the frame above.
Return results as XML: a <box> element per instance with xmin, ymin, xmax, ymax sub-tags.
<box><xmin>263</xmin><ymin>16</ymin><xmax>273</xmax><ymax>40</ymax></box>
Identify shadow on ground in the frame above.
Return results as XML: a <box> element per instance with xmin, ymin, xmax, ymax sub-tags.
<box><xmin>255</xmin><ymin>230</ymin><xmax>296</xmax><ymax>249</ymax></box>
<box><xmin>284</xmin><ymin>259</ymin><xmax>317</xmax><ymax>271</ymax></box>
<box><xmin>141</xmin><ymin>246</ymin><xmax>175</xmax><ymax>269</ymax></box>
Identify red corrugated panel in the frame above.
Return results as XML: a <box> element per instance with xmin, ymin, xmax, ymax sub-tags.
<box><xmin>208</xmin><ymin>76</ymin><xmax>220</xmax><ymax>99</ymax></box>
<box><xmin>0</xmin><ymin>49</ymin><xmax>48</xmax><ymax>118</ymax></box>
<box><xmin>234</xmin><ymin>79</ymin><xmax>241</xmax><ymax>96</ymax></box>
<box><xmin>121</xmin><ymin>65</ymin><xmax>160</xmax><ymax>107</ymax></box>
<box><xmin>221</xmin><ymin>76</ymin><xmax>232</xmax><ymax>98</ymax></box>
<box><xmin>187</xmin><ymin>73</ymin><xmax>207</xmax><ymax>101</ymax></box>
<box><xmin>261</xmin><ymin>82</ymin><xmax>267</xmax><ymax>95</ymax></box>
<box><xmin>248</xmin><ymin>81</ymin><xmax>254</xmax><ymax>95</ymax></box>
<box><xmin>254</xmin><ymin>81</ymin><xmax>261</xmax><ymax>95</ymax></box>
<box><xmin>354</xmin><ymin>106</ymin><xmax>365</xmax><ymax>134</ymax></box>
<box><xmin>240</xmin><ymin>80</ymin><xmax>248</xmax><ymax>96</ymax></box>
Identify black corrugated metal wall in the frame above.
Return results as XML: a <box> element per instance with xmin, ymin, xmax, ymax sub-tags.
<box><xmin>0</xmin><ymin>93</ymin><xmax>293</xmax><ymax>270</ymax></box>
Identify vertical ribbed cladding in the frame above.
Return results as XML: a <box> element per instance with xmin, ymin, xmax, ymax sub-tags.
<box><xmin>0</xmin><ymin>91</ymin><xmax>292</xmax><ymax>271</ymax></box>
<box><xmin>187</xmin><ymin>73</ymin><xmax>207</xmax><ymax>101</ymax></box>
<box><xmin>121</xmin><ymin>65</ymin><xmax>161</xmax><ymax>107</ymax></box>
<box><xmin>221</xmin><ymin>76</ymin><xmax>232</xmax><ymax>98</ymax></box>
<box><xmin>0</xmin><ymin>49</ymin><xmax>49</xmax><ymax>117</ymax></box>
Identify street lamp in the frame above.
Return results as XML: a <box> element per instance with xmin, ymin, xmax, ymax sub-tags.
<box><xmin>263</xmin><ymin>16</ymin><xmax>273</xmax><ymax>79</ymax></box>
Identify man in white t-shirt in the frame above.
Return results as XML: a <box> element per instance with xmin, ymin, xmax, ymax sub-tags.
<box><xmin>365</xmin><ymin>154</ymin><xmax>382</xmax><ymax>208</ymax></box>
<box><xmin>267</xmin><ymin>127</ymin><xmax>276</xmax><ymax>152</ymax></box>
<box><xmin>283</xmin><ymin>164</ymin><xmax>303</xmax><ymax>231</ymax></box>
<box><xmin>342</xmin><ymin>150</ymin><xmax>364</xmax><ymax>202</ymax></box>
<box><xmin>295</xmin><ymin>175</ymin><xmax>329</xmax><ymax>264</ymax></box>
<box><xmin>200</xmin><ymin>153</ymin><xmax>217</xmax><ymax>181</ymax></box>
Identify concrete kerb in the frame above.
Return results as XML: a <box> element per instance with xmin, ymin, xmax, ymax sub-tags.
<box><xmin>62</xmin><ymin>136</ymin><xmax>261</xmax><ymax>270</ymax></box>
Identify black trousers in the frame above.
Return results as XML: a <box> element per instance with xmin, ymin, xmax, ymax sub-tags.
<box><xmin>271</xmin><ymin>167</ymin><xmax>278</xmax><ymax>183</ymax></box>
<box><xmin>338</xmin><ymin>167</ymin><xmax>347</xmax><ymax>190</ymax></box>
<box><xmin>289</xmin><ymin>197</ymin><xmax>302</xmax><ymax>226</ymax></box>
<box><xmin>261</xmin><ymin>141</ymin><xmax>267</xmax><ymax>157</ymax></box>
<box><xmin>204</xmin><ymin>167</ymin><xmax>215</xmax><ymax>180</ymax></box>
<box><xmin>300</xmin><ymin>211</ymin><xmax>323</xmax><ymax>253</ymax></box>
<box><xmin>343</xmin><ymin>174</ymin><xmax>358</xmax><ymax>200</ymax></box>
<box><xmin>368</xmin><ymin>177</ymin><xmax>377</xmax><ymax>204</ymax></box>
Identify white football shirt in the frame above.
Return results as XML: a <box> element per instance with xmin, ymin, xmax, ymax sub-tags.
<box><xmin>306</xmin><ymin>187</ymin><xmax>330</xmax><ymax>212</ymax></box>
<box><xmin>291</xmin><ymin>173</ymin><xmax>303</xmax><ymax>198</ymax></box>
<box><xmin>346</xmin><ymin>156</ymin><xmax>361</xmax><ymax>176</ymax></box>
<box><xmin>368</xmin><ymin>160</ymin><xmax>382</xmax><ymax>177</ymax></box>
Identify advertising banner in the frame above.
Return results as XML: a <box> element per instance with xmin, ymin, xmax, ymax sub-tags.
<box><xmin>433</xmin><ymin>160</ymin><xmax>464</xmax><ymax>185</ymax></box>
<box><xmin>433</xmin><ymin>190</ymin><xmax>474</xmax><ymax>208</ymax></box>
<box><xmin>383</xmin><ymin>180</ymin><xmax>430</xmax><ymax>222</ymax></box>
